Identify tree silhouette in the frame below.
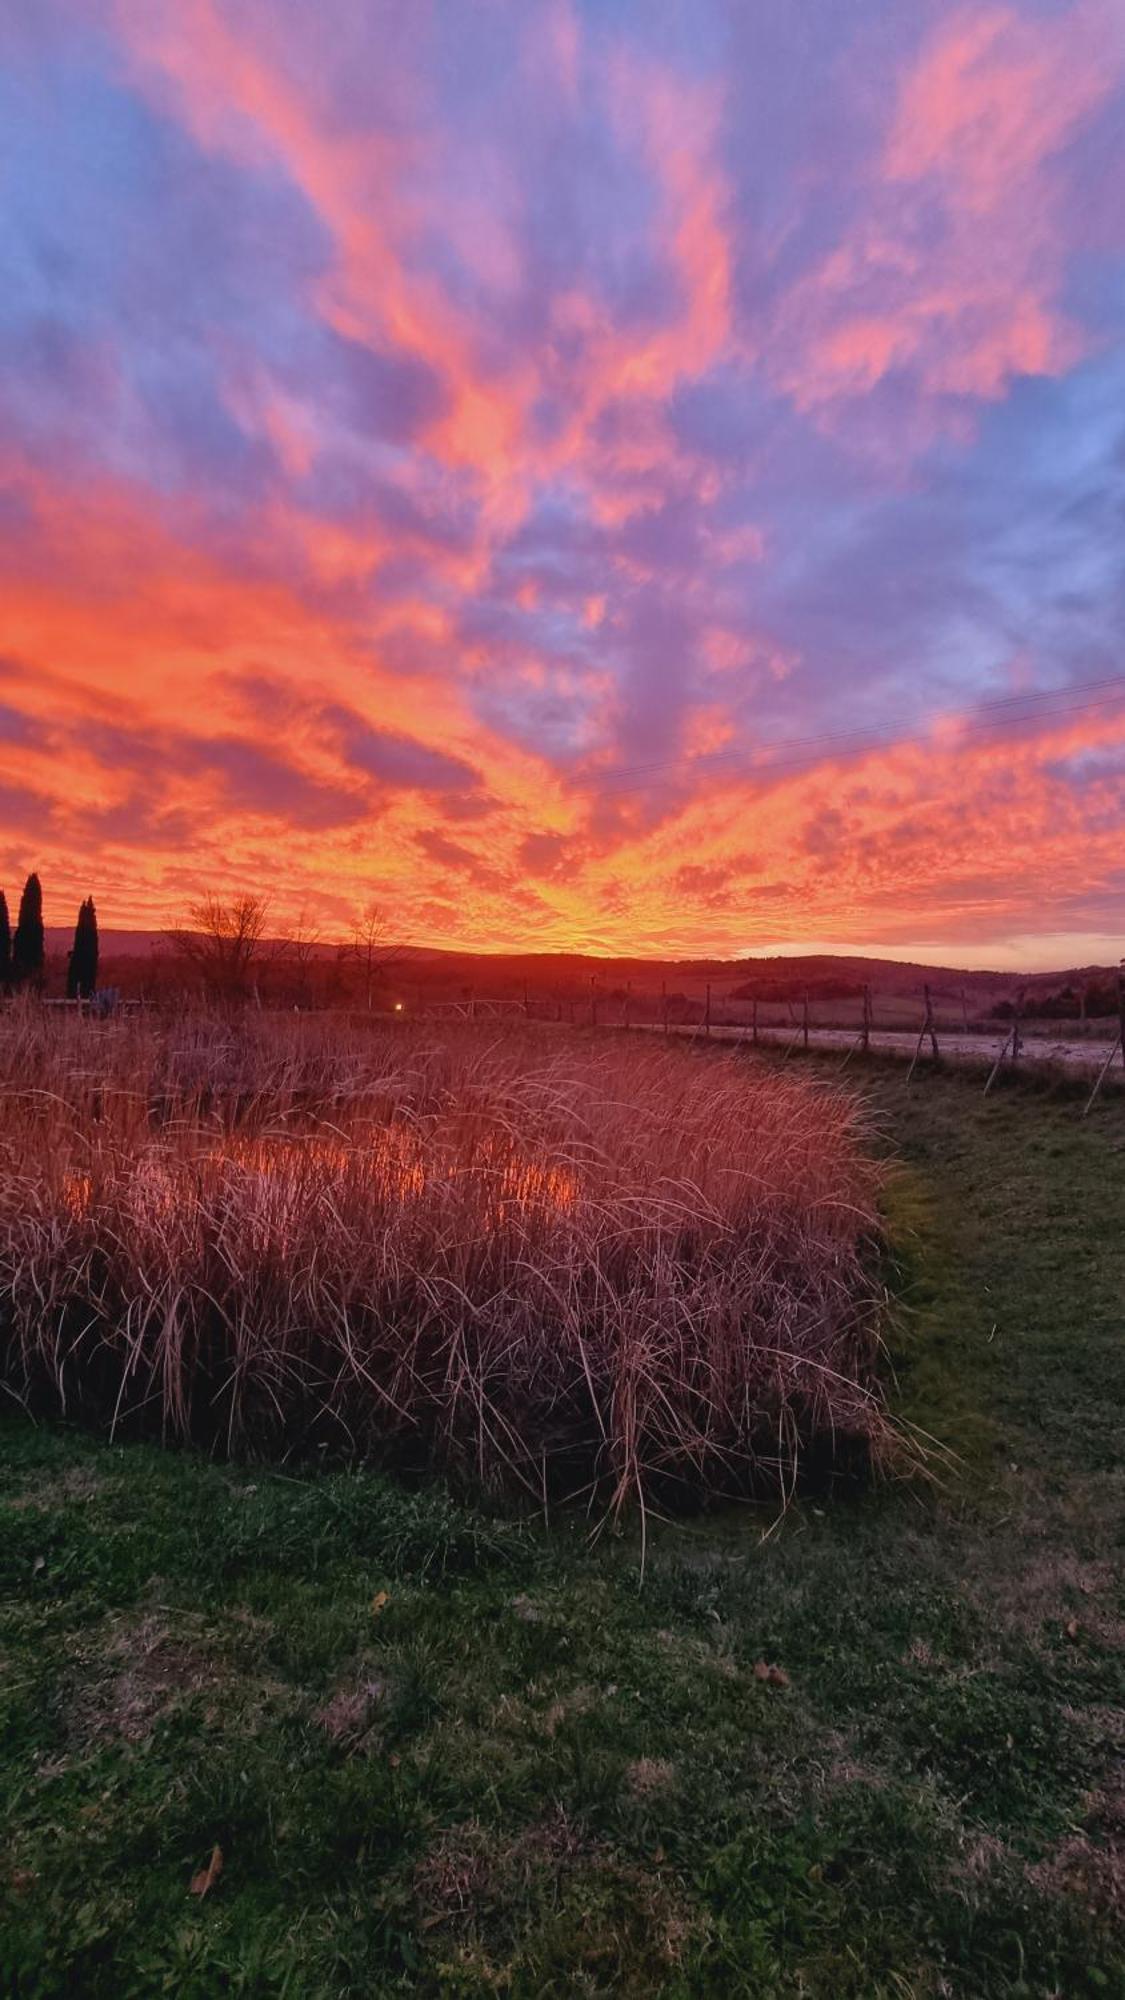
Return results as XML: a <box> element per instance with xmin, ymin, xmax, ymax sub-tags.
<box><xmin>66</xmin><ymin>905</ymin><xmax>82</xmax><ymax>1000</ymax></box>
<box><xmin>166</xmin><ymin>895</ymin><xmax>269</xmax><ymax>1005</ymax></box>
<box><xmin>12</xmin><ymin>873</ymin><xmax>44</xmax><ymax>989</ymax></box>
<box><xmin>341</xmin><ymin>901</ymin><xmax>400</xmax><ymax>1011</ymax></box>
<box><xmin>87</xmin><ymin>897</ymin><xmax>100</xmax><ymax>997</ymax></box>
<box><xmin>67</xmin><ymin>897</ymin><xmax>100</xmax><ymax>1001</ymax></box>
<box><xmin>0</xmin><ymin>892</ymin><xmax>10</xmax><ymax>992</ymax></box>
<box><xmin>272</xmin><ymin>908</ymin><xmax>322</xmax><ymax>1009</ymax></box>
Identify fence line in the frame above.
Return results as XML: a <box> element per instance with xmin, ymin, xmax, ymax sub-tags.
<box><xmin>572</xmin><ymin>969</ymin><xmax>1125</xmax><ymax>1100</ymax></box>
<box><xmin>388</xmin><ymin>963</ymin><xmax>1125</xmax><ymax>1101</ymax></box>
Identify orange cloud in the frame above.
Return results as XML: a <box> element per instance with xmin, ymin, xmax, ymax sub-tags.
<box><xmin>8</xmin><ymin>445</ymin><xmax>1125</xmax><ymax>956</ymax></box>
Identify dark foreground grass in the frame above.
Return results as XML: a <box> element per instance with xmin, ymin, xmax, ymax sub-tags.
<box><xmin>1</xmin><ymin>1060</ymin><xmax>1122</xmax><ymax>1997</ymax></box>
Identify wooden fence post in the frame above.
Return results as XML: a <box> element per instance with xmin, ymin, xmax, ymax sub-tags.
<box><xmin>1082</xmin><ymin>957</ymin><xmax>1125</xmax><ymax>1117</ymax></box>
<box><xmin>984</xmin><ymin>987</ymin><xmax>1026</xmax><ymax>1094</ymax></box>
<box><xmin>862</xmin><ymin>984</ymin><xmax>871</xmax><ymax>1054</ymax></box>
<box><xmin>590</xmin><ymin>976</ymin><xmax>597</xmax><ymax>1028</ymax></box>
<box><xmin>752</xmin><ymin>997</ymin><xmax>759</xmax><ymax>1046</ymax></box>
<box><xmin>907</xmin><ymin>984</ymin><xmax>939</xmax><ymax>1083</ymax></box>
<box><xmin>662</xmin><ymin>980</ymin><xmax>668</xmax><ymax>1038</ymax></box>
<box><xmin>705</xmin><ymin>981</ymin><xmax>712</xmax><ymax>1039</ymax></box>
<box><xmin>984</xmin><ymin>1028</ymin><xmax>1013</xmax><ymax>1095</ymax></box>
<box><xmin>803</xmin><ymin>989</ymin><xmax>809</xmax><ymax>1051</ymax></box>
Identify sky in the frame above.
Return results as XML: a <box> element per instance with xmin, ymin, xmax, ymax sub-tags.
<box><xmin>2</xmin><ymin>0</ymin><xmax>1125</xmax><ymax>967</ymax></box>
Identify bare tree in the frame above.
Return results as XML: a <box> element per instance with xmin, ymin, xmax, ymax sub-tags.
<box><xmin>340</xmin><ymin>901</ymin><xmax>400</xmax><ymax>1011</ymax></box>
<box><xmin>271</xmin><ymin>907</ymin><xmax>322</xmax><ymax>1007</ymax></box>
<box><xmin>166</xmin><ymin>895</ymin><xmax>270</xmax><ymax>1006</ymax></box>
<box><xmin>286</xmin><ymin>908</ymin><xmax>322</xmax><ymax>966</ymax></box>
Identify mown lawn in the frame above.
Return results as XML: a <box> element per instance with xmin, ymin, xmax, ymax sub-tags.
<box><xmin>1</xmin><ymin>1060</ymin><xmax>1122</xmax><ymax>1997</ymax></box>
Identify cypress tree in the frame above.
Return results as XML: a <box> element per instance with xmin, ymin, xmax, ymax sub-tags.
<box><xmin>85</xmin><ymin>897</ymin><xmax>99</xmax><ymax>999</ymax></box>
<box><xmin>69</xmin><ymin>901</ymin><xmax>87</xmax><ymax>1000</ymax></box>
<box><xmin>67</xmin><ymin>904</ymin><xmax>81</xmax><ymax>1000</ymax></box>
<box><xmin>67</xmin><ymin>898</ymin><xmax>100</xmax><ymax>1001</ymax></box>
<box><xmin>0</xmin><ymin>892</ymin><xmax>10</xmax><ymax>991</ymax></box>
<box><xmin>12</xmin><ymin>873</ymin><xmax>45</xmax><ymax>989</ymax></box>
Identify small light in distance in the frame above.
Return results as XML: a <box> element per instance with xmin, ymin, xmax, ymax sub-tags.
<box><xmin>394</xmin><ymin>1001</ymin><xmax>404</xmax><ymax>1012</ymax></box>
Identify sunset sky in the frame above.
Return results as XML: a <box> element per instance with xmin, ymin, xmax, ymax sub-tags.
<box><xmin>3</xmin><ymin>0</ymin><xmax>1125</xmax><ymax>965</ymax></box>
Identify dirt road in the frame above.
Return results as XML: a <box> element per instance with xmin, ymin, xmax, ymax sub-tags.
<box><xmin>642</xmin><ymin>1019</ymin><xmax>1125</xmax><ymax>1083</ymax></box>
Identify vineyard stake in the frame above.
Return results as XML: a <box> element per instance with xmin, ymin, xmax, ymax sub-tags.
<box><xmin>1082</xmin><ymin>959</ymin><xmax>1125</xmax><ymax>1116</ymax></box>
<box><xmin>907</xmin><ymin>985</ymin><xmax>938</xmax><ymax>1082</ymax></box>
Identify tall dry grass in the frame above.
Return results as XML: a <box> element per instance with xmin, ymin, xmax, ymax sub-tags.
<box><xmin>0</xmin><ymin>1006</ymin><xmax>893</xmax><ymax>1515</ymax></box>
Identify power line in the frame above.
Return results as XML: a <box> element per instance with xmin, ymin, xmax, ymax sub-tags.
<box><xmin>581</xmin><ymin>672</ymin><xmax>1125</xmax><ymax>799</ymax></box>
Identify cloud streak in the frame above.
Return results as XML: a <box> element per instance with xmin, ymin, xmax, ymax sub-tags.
<box><xmin>1</xmin><ymin>0</ymin><xmax>1124</xmax><ymax>960</ymax></box>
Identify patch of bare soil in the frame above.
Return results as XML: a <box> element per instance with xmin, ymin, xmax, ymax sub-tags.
<box><xmin>970</xmin><ymin>1550</ymin><xmax>1124</xmax><ymax>1651</ymax></box>
<box><xmin>486</xmin><ymin>1679</ymin><xmax>615</xmax><ymax>1742</ymax></box>
<box><xmin>1028</xmin><ymin>1744</ymin><xmax>1125</xmax><ymax>1925</ymax></box>
<box><xmin>58</xmin><ymin>1610</ymin><xmax>283</xmax><ymax>1752</ymax></box>
<box><xmin>957</xmin><ymin>1832</ymin><xmax>1009</xmax><ymax>1884</ymax></box>
<box><xmin>624</xmin><ymin>1756</ymin><xmax>676</xmax><ymax>1797</ymax></box>
<box><xmin>414</xmin><ymin>1804</ymin><xmax>585</xmax><ymax>1918</ymax></box>
<box><xmin>1027</xmin><ymin>1819</ymin><xmax>1124</xmax><ymax>1924</ymax></box>
<box><xmin>541</xmin><ymin>1683</ymin><xmax>605</xmax><ymax>1738</ymax></box>
<box><xmin>413</xmin><ymin>1805</ymin><xmax>702</xmax><ymax>1983</ymax></box>
<box><xmin>818</xmin><ymin>1729</ymin><xmax>890</xmax><ymax>1792</ymax></box>
<box><xmin>313</xmin><ymin>1673</ymin><xmax>388</xmax><ymax>1751</ymax></box>
<box><xmin>7</xmin><ymin>1465</ymin><xmax>105</xmax><ymax>1513</ymax></box>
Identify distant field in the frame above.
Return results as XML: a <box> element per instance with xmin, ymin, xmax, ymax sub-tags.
<box><xmin>38</xmin><ymin>932</ymin><xmax>1125</xmax><ymax>1040</ymax></box>
<box><xmin>1</xmin><ymin>1052</ymin><xmax>1122</xmax><ymax>1996</ymax></box>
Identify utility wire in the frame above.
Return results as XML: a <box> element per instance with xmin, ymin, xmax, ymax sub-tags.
<box><xmin>582</xmin><ymin>672</ymin><xmax>1125</xmax><ymax>798</ymax></box>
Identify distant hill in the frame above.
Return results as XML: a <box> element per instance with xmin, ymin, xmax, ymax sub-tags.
<box><xmin>45</xmin><ymin>928</ymin><xmax>165</xmax><ymax>959</ymax></box>
<box><xmin>43</xmin><ymin>929</ymin><xmax>1116</xmax><ymax>1007</ymax></box>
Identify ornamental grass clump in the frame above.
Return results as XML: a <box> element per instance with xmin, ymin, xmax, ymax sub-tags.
<box><xmin>0</xmin><ymin>1008</ymin><xmax>894</xmax><ymax>1515</ymax></box>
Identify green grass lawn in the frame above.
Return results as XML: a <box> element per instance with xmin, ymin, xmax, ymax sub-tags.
<box><xmin>1</xmin><ymin>1060</ymin><xmax>1122</xmax><ymax>1997</ymax></box>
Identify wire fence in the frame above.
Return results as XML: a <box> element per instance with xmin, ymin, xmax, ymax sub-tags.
<box><xmin>418</xmin><ymin>965</ymin><xmax>1125</xmax><ymax>1115</ymax></box>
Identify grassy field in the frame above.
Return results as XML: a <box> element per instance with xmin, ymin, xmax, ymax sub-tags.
<box><xmin>1</xmin><ymin>1056</ymin><xmax>1122</xmax><ymax>1997</ymax></box>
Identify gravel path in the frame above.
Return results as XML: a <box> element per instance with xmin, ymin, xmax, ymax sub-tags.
<box><xmin>641</xmin><ymin>1020</ymin><xmax>1125</xmax><ymax>1082</ymax></box>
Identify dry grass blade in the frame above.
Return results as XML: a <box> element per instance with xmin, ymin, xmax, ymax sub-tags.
<box><xmin>0</xmin><ymin>1008</ymin><xmax>900</xmax><ymax>1515</ymax></box>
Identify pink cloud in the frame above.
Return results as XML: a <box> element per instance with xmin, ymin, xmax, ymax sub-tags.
<box><xmin>603</xmin><ymin>57</ymin><xmax>733</xmax><ymax>392</ymax></box>
<box><xmin>884</xmin><ymin>4</ymin><xmax>1107</xmax><ymax>206</ymax></box>
<box><xmin>772</xmin><ymin>0</ymin><xmax>1123</xmax><ymax>419</ymax></box>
